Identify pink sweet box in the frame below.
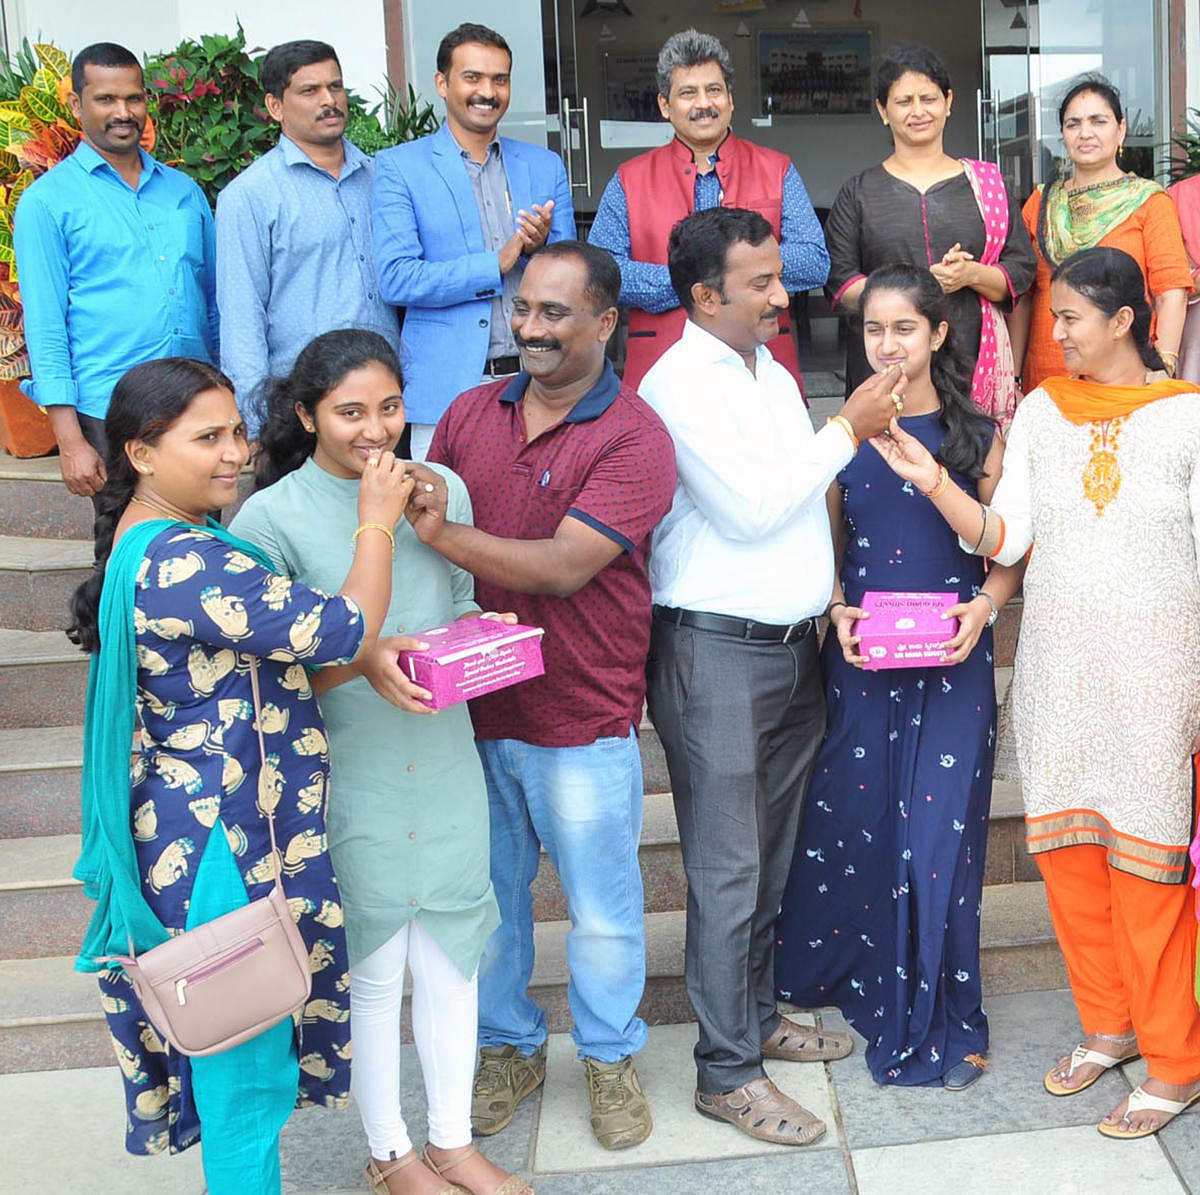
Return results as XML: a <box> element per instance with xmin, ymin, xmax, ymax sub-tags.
<box><xmin>398</xmin><ymin>617</ymin><xmax>546</xmax><ymax>709</ymax></box>
<box><xmin>854</xmin><ymin>591</ymin><xmax>959</xmax><ymax>671</ymax></box>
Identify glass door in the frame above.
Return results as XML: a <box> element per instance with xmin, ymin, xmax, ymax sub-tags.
<box><xmin>980</xmin><ymin>0</ymin><xmax>1035</xmax><ymax>203</ymax></box>
<box><xmin>542</xmin><ymin>0</ymin><xmax>595</xmax><ymax>219</ymax></box>
<box><xmin>980</xmin><ymin>0</ymin><xmax>1165</xmax><ymax>203</ymax></box>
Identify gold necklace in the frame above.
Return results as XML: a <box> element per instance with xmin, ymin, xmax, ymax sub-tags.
<box><xmin>1081</xmin><ymin>416</ymin><xmax>1126</xmax><ymax>516</ymax></box>
<box><xmin>129</xmin><ymin>494</ymin><xmax>197</xmax><ymax>522</ymax></box>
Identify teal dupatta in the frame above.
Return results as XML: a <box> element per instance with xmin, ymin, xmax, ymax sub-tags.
<box><xmin>74</xmin><ymin>517</ymin><xmax>276</xmax><ymax>972</ymax></box>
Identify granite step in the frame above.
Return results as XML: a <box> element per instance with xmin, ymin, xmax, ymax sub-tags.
<box><xmin>0</xmin><ymin>457</ymin><xmax>91</xmax><ymax>541</ymax></box>
<box><xmin>0</xmin><ymin>629</ymin><xmax>88</xmax><ymax>729</ymax></box>
<box><xmin>0</xmin><ymin>725</ymin><xmax>84</xmax><ymax>838</ymax></box>
<box><xmin>0</xmin><ymin>883</ymin><xmax>1063</xmax><ymax>1075</ymax></box>
<box><xmin>0</xmin><ymin>536</ymin><xmax>92</xmax><ymax>631</ymax></box>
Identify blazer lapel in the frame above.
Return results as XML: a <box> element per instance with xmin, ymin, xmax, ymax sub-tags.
<box><xmin>431</xmin><ymin>124</ymin><xmax>485</xmax><ymax>252</ymax></box>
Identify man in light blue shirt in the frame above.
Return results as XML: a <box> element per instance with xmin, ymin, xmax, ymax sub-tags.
<box><xmin>216</xmin><ymin>40</ymin><xmax>401</xmax><ymax>439</ymax></box>
<box><xmin>13</xmin><ymin>42</ymin><xmax>218</xmax><ymax>497</ymax></box>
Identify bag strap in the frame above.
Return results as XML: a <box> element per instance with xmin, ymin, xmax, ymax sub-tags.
<box><xmin>246</xmin><ymin>656</ymin><xmax>286</xmax><ymax>894</ymax></box>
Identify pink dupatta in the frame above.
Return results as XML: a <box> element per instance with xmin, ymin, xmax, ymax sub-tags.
<box><xmin>960</xmin><ymin>159</ymin><xmax>1018</xmax><ymax>435</ymax></box>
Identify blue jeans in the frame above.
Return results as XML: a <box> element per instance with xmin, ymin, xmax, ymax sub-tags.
<box><xmin>188</xmin><ymin>827</ymin><xmax>299</xmax><ymax>1195</ymax></box>
<box><xmin>476</xmin><ymin>729</ymin><xmax>649</xmax><ymax>1062</ymax></box>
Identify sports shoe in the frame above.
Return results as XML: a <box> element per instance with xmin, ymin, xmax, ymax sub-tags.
<box><xmin>471</xmin><ymin>1043</ymin><xmax>546</xmax><ymax>1136</ymax></box>
<box><xmin>583</xmin><ymin>1055</ymin><xmax>653</xmax><ymax>1149</ymax></box>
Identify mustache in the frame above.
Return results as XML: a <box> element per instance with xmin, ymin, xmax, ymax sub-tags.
<box><xmin>515</xmin><ymin>333</ymin><xmax>561</xmax><ymax>352</ymax></box>
<box><xmin>469</xmin><ymin>95</ymin><xmax>501</xmax><ymax>108</ymax></box>
<box><xmin>763</xmin><ymin>305</ymin><xmax>787</xmax><ymax>319</ymax></box>
<box><xmin>690</xmin><ymin>107</ymin><xmax>721</xmax><ymax>120</ymax></box>
<box><xmin>318</xmin><ymin>106</ymin><xmax>345</xmax><ymax>120</ymax></box>
<box><xmin>105</xmin><ymin>119</ymin><xmax>139</xmax><ymax>131</ymax></box>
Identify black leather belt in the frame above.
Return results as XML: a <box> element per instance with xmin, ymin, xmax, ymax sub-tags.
<box><xmin>484</xmin><ymin>354</ymin><xmax>521</xmax><ymax>377</ymax></box>
<box><xmin>654</xmin><ymin>605</ymin><xmax>815</xmax><ymax>645</ymax></box>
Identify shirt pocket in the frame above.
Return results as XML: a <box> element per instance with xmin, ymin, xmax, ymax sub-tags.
<box><xmin>520</xmin><ymin>482</ymin><xmax>580</xmax><ymax>540</ymax></box>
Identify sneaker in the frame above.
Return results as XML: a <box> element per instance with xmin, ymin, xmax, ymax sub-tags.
<box><xmin>471</xmin><ymin>1044</ymin><xmax>546</xmax><ymax>1136</ymax></box>
<box><xmin>583</xmin><ymin>1056</ymin><xmax>653</xmax><ymax>1150</ymax></box>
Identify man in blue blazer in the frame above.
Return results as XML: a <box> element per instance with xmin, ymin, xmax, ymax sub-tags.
<box><xmin>372</xmin><ymin>22</ymin><xmax>575</xmax><ymax>458</ymax></box>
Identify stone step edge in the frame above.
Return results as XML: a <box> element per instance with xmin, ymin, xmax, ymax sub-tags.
<box><xmin>0</xmin><ymin>887</ymin><xmax>1057</xmax><ymax>1032</ymax></box>
<box><xmin>0</xmin><ymin>725</ymin><xmax>85</xmax><ymax>773</ymax></box>
<box><xmin>0</xmin><ymin>629</ymin><xmax>80</xmax><ymax>667</ymax></box>
<box><xmin>0</xmin><ymin>536</ymin><xmax>92</xmax><ymax>572</ymax></box>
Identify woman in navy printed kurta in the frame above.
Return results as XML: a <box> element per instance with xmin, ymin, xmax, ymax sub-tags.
<box><xmin>98</xmin><ymin>523</ymin><xmax>363</xmax><ymax>1154</ymax></box>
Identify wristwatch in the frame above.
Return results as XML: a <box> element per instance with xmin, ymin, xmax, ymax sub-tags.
<box><xmin>976</xmin><ymin>591</ymin><xmax>1000</xmax><ymax>627</ymax></box>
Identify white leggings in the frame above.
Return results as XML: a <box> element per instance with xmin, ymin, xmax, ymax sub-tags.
<box><xmin>349</xmin><ymin>918</ymin><xmax>478</xmax><ymax>1158</ymax></box>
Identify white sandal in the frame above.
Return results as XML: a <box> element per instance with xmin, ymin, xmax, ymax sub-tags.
<box><xmin>1098</xmin><ymin>1083</ymin><xmax>1200</xmax><ymax>1139</ymax></box>
<box><xmin>1043</xmin><ymin>1037</ymin><xmax>1139</xmax><ymax>1097</ymax></box>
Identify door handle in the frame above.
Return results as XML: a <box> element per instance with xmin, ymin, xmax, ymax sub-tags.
<box><xmin>580</xmin><ymin>96</ymin><xmax>592</xmax><ymax>194</ymax></box>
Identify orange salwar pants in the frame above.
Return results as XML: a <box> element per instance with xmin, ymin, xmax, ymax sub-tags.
<box><xmin>1035</xmin><ymin>843</ymin><xmax>1200</xmax><ymax>1084</ymax></box>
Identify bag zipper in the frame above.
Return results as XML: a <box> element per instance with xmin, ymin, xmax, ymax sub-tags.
<box><xmin>174</xmin><ymin>937</ymin><xmax>265</xmax><ymax>1005</ymax></box>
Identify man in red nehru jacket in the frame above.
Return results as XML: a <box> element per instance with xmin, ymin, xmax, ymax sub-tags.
<box><xmin>588</xmin><ymin>27</ymin><xmax>829</xmax><ymax>392</ymax></box>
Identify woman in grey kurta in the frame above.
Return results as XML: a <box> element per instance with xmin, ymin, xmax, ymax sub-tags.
<box><xmin>230</xmin><ymin>331</ymin><xmax>528</xmax><ymax>1195</ymax></box>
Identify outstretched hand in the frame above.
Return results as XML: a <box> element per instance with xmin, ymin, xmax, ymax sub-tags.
<box><xmin>869</xmin><ymin>417</ymin><xmax>942</xmax><ymax>491</ymax></box>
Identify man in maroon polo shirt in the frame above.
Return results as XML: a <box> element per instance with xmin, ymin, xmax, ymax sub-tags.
<box><xmin>410</xmin><ymin>240</ymin><xmax>676</xmax><ymax>1151</ymax></box>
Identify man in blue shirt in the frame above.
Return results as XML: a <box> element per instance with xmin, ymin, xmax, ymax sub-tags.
<box><xmin>216</xmin><ymin>40</ymin><xmax>401</xmax><ymax>439</ymax></box>
<box><xmin>372</xmin><ymin>23</ymin><xmax>575</xmax><ymax>460</ymax></box>
<box><xmin>14</xmin><ymin>42</ymin><xmax>218</xmax><ymax>498</ymax></box>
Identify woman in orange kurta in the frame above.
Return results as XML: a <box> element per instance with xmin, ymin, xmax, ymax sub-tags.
<box><xmin>1011</xmin><ymin>76</ymin><xmax>1192</xmax><ymax>392</ymax></box>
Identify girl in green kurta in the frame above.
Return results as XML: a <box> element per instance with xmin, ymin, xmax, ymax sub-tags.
<box><xmin>230</xmin><ymin>331</ymin><xmax>529</xmax><ymax>1195</ymax></box>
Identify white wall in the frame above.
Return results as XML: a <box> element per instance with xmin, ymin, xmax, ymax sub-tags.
<box><xmin>7</xmin><ymin>0</ymin><xmax>390</xmax><ymax>105</ymax></box>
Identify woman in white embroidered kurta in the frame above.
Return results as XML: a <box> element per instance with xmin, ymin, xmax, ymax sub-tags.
<box><xmin>869</xmin><ymin>246</ymin><xmax>1200</xmax><ymax>1140</ymax></box>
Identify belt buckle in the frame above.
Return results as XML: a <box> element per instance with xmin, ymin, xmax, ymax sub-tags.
<box><xmin>782</xmin><ymin>621</ymin><xmax>805</xmax><ymax>644</ymax></box>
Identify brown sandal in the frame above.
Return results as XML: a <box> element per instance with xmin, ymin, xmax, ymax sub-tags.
<box><xmin>694</xmin><ymin>1076</ymin><xmax>826</xmax><ymax>1146</ymax></box>
<box><xmin>762</xmin><ymin>1017</ymin><xmax>853</xmax><ymax>1062</ymax></box>
<box><xmin>365</xmin><ymin>1151</ymin><xmax>458</xmax><ymax>1194</ymax></box>
<box><xmin>421</xmin><ymin>1144</ymin><xmax>532</xmax><ymax>1195</ymax></box>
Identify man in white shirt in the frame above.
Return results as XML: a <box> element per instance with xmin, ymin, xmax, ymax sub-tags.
<box><xmin>639</xmin><ymin>206</ymin><xmax>900</xmax><ymax>1146</ymax></box>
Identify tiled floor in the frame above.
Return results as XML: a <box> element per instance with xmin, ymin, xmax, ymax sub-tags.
<box><xmin>5</xmin><ymin>988</ymin><xmax>1197</xmax><ymax>1195</ymax></box>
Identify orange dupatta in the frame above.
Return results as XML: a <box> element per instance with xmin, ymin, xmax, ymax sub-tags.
<box><xmin>1040</xmin><ymin>375</ymin><xmax>1200</xmax><ymax>425</ymax></box>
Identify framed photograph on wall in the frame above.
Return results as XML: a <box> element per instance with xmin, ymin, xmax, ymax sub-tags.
<box><xmin>757</xmin><ymin>27</ymin><xmax>874</xmax><ymax>116</ymax></box>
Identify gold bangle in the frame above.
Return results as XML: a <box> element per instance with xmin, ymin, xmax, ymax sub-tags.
<box><xmin>922</xmin><ymin>465</ymin><xmax>950</xmax><ymax>499</ymax></box>
<box><xmin>351</xmin><ymin>522</ymin><xmax>396</xmax><ymax>554</ymax></box>
<box><xmin>827</xmin><ymin>414</ymin><xmax>859</xmax><ymax>451</ymax></box>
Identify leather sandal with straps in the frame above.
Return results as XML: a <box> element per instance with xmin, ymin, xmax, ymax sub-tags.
<box><xmin>694</xmin><ymin>1076</ymin><xmax>826</xmax><ymax>1146</ymax></box>
<box><xmin>762</xmin><ymin>1017</ymin><xmax>853</xmax><ymax>1062</ymax></box>
<box><xmin>365</xmin><ymin>1151</ymin><xmax>457</xmax><ymax>1195</ymax></box>
<box><xmin>421</xmin><ymin>1144</ymin><xmax>531</xmax><ymax>1195</ymax></box>
<box><xmin>1043</xmin><ymin>1033</ymin><xmax>1140</xmax><ymax>1096</ymax></box>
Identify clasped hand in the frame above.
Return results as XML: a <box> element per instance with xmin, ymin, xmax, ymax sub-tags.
<box><xmin>831</xmin><ymin>595</ymin><xmax>988</xmax><ymax>669</ymax></box>
<box><xmin>929</xmin><ymin>242</ymin><xmax>976</xmax><ymax>295</ymax></box>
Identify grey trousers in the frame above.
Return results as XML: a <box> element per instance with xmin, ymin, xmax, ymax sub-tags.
<box><xmin>646</xmin><ymin>613</ymin><xmax>826</xmax><ymax>1093</ymax></box>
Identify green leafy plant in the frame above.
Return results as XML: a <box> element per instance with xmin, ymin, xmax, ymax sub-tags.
<box><xmin>1170</xmin><ymin>108</ymin><xmax>1200</xmax><ymax>180</ymax></box>
<box><xmin>143</xmin><ymin>25</ymin><xmax>275</xmax><ymax>205</ymax></box>
<box><xmin>0</xmin><ymin>38</ymin><xmax>42</xmax><ymax>105</ymax></box>
<box><xmin>345</xmin><ymin>82</ymin><xmax>440</xmax><ymax>155</ymax></box>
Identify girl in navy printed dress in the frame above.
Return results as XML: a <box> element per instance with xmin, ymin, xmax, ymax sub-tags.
<box><xmin>774</xmin><ymin>265</ymin><xmax>1024</xmax><ymax>1089</ymax></box>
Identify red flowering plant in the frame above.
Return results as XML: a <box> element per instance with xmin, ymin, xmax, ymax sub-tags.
<box><xmin>143</xmin><ymin>25</ymin><xmax>274</xmax><ymax>206</ymax></box>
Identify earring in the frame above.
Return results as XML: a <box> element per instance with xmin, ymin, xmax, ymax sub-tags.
<box><xmin>301</xmin><ymin>421</ymin><xmax>315</xmax><ymax>433</ymax></box>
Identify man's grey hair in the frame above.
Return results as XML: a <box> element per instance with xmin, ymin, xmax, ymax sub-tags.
<box><xmin>656</xmin><ymin>29</ymin><xmax>734</xmax><ymax>98</ymax></box>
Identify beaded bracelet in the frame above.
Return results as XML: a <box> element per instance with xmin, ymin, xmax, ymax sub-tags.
<box><xmin>922</xmin><ymin>465</ymin><xmax>950</xmax><ymax>499</ymax></box>
<box><xmin>827</xmin><ymin>414</ymin><xmax>859</xmax><ymax>452</ymax></box>
<box><xmin>352</xmin><ymin>522</ymin><xmax>396</xmax><ymax>554</ymax></box>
